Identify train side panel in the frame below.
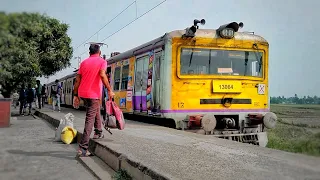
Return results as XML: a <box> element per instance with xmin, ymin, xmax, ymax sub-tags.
<box><xmin>159</xmin><ymin>40</ymin><xmax>173</xmax><ymax>115</ymax></box>
<box><xmin>129</xmin><ymin>47</ymin><xmax>167</xmax><ymax>115</ymax></box>
<box><xmin>110</xmin><ymin>57</ymin><xmax>135</xmax><ymax>113</ymax></box>
<box><xmin>109</xmin><ymin>46</ymin><xmax>169</xmax><ymax>116</ymax></box>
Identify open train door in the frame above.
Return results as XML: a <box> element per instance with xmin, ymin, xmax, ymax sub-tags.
<box><xmin>133</xmin><ymin>56</ymin><xmax>149</xmax><ymax>113</ymax></box>
<box><xmin>152</xmin><ymin>50</ymin><xmax>163</xmax><ymax>114</ymax></box>
<box><xmin>102</xmin><ymin>66</ymin><xmax>112</xmax><ymax>110</ymax></box>
<box><xmin>60</xmin><ymin>81</ymin><xmax>65</xmax><ymax>105</ymax></box>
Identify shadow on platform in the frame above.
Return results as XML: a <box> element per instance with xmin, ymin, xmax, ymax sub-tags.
<box><xmin>7</xmin><ymin>149</ymin><xmax>76</xmax><ymax>160</ymax></box>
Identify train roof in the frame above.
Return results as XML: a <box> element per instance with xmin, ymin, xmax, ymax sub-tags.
<box><xmin>60</xmin><ymin>72</ymin><xmax>77</xmax><ymax>81</ymax></box>
<box><xmin>48</xmin><ymin>29</ymin><xmax>268</xmax><ymax>85</ymax></box>
<box><xmin>47</xmin><ymin>72</ymin><xmax>77</xmax><ymax>85</ymax></box>
<box><xmin>107</xmin><ymin>29</ymin><xmax>268</xmax><ymax>64</ymax></box>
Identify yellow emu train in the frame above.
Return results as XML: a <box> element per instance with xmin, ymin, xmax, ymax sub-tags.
<box><xmin>47</xmin><ymin>20</ymin><xmax>277</xmax><ymax>147</ymax></box>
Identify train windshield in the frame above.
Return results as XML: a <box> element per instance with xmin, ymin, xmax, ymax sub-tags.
<box><xmin>180</xmin><ymin>48</ymin><xmax>263</xmax><ymax>77</ymax></box>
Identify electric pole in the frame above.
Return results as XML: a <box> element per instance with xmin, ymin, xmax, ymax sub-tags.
<box><xmin>74</xmin><ymin>56</ymin><xmax>81</xmax><ymax>69</ymax></box>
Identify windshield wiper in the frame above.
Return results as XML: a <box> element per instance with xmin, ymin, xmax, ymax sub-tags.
<box><xmin>188</xmin><ymin>49</ymin><xmax>194</xmax><ymax>67</ymax></box>
<box><xmin>252</xmin><ymin>44</ymin><xmax>262</xmax><ymax>75</ymax></box>
<box><xmin>252</xmin><ymin>51</ymin><xmax>262</xmax><ymax>75</ymax></box>
<box><xmin>209</xmin><ymin>50</ymin><xmax>211</xmax><ymax>74</ymax></box>
<box><xmin>244</xmin><ymin>51</ymin><xmax>249</xmax><ymax>76</ymax></box>
<box><xmin>258</xmin><ymin>55</ymin><xmax>262</xmax><ymax>74</ymax></box>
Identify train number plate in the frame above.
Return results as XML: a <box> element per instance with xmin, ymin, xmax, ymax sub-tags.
<box><xmin>212</xmin><ymin>80</ymin><xmax>242</xmax><ymax>93</ymax></box>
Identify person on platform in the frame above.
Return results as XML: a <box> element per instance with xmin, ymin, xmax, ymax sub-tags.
<box><xmin>36</xmin><ymin>80</ymin><xmax>42</xmax><ymax>109</ymax></box>
<box><xmin>73</xmin><ymin>43</ymin><xmax>114</xmax><ymax>157</ymax></box>
<box><xmin>41</xmin><ymin>84</ymin><xmax>47</xmax><ymax>107</ymax></box>
<box><xmin>12</xmin><ymin>91</ymin><xmax>19</xmax><ymax>109</ymax></box>
<box><xmin>26</xmin><ymin>84</ymin><xmax>34</xmax><ymax>115</ymax></box>
<box><xmin>51</xmin><ymin>79</ymin><xmax>61</xmax><ymax>112</ymax></box>
<box><xmin>18</xmin><ymin>84</ymin><xmax>27</xmax><ymax>116</ymax></box>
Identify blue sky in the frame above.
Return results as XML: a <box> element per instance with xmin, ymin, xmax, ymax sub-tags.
<box><xmin>1</xmin><ymin>0</ymin><xmax>319</xmax><ymax>97</ymax></box>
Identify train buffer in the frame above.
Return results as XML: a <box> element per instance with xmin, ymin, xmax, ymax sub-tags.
<box><xmin>34</xmin><ymin>106</ymin><xmax>320</xmax><ymax>180</ymax></box>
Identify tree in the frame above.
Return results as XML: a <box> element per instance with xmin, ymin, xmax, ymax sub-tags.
<box><xmin>270</xmin><ymin>95</ymin><xmax>320</xmax><ymax>104</ymax></box>
<box><xmin>0</xmin><ymin>12</ymin><xmax>73</xmax><ymax>98</ymax></box>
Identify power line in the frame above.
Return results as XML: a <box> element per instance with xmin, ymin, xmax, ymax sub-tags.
<box><xmin>101</xmin><ymin>0</ymin><xmax>166</xmax><ymax>43</ymax></box>
<box><xmin>74</xmin><ymin>1</ymin><xmax>137</xmax><ymax>51</ymax></box>
<box><xmin>77</xmin><ymin>0</ymin><xmax>167</xmax><ymax>57</ymax></box>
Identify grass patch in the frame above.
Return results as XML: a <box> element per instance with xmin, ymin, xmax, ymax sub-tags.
<box><xmin>278</xmin><ymin>118</ymin><xmax>320</xmax><ymax>128</ymax></box>
<box><xmin>268</xmin><ymin>104</ymin><xmax>320</xmax><ymax>156</ymax></box>
<box><xmin>267</xmin><ymin>123</ymin><xmax>320</xmax><ymax>157</ymax></box>
<box><xmin>112</xmin><ymin>169</ymin><xmax>132</xmax><ymax>180</ymax></box>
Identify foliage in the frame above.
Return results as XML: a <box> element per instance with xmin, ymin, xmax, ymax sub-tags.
<box><xmin>267</xmin><ymin>123</ymin><xmax>320</xmax><ymax>157</ymax></box>
<box><xmin>268</xmin><ymin>104</ymin><xmax>320</xmax><ymax>157</ymax></box>
<box><xmin>271</xmin><ymin>94</ymin><xmax>320</xmax><ymax>104</ymax></box>
<box><xmin>112</xmin><ymin>169</ymin><xmax>132</xmax><ymax>180</ymax></box>
<box><xmin>0</xmin><ymin>12</ymin><xmax>73</xmax><ymax>98</ymax></box>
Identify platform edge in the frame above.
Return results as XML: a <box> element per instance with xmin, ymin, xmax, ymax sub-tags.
<box><xmin>34</xmin><ymin>110</ymin><xmax>171</xmax><ymax>180</ymax></box>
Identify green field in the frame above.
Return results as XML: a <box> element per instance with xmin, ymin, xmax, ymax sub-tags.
<box><xmin>267</xmin><ymin>104</ymin><xmax>320</xmax><ymax>156</ymax></box>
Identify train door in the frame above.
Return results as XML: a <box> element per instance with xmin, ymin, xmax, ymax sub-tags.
<box><xmin>72</xmin><ymin>77</ymin><xmax>84</xmax><ymax>107</ymax></box>
<box><xmin>47</xmin><ymin>86</ymin><xmax>51</xmax><ymax>104</ymax></box>
<box><xmin>103</xmin><ymin>66</ymin><xmax>112</xmax><ymax>103</ymax></box>
<box><xmin>65</xmin><ymin>79</ymin><xmax>70</xmax><ymax>106</ymax></box>
<box><xmin>71</xmin><ymin>78</ymin><xmax>75</xmax><ymax>106</ymax></box>
<box><xmin>72</xmin><ymin>78</ymin><xmax>75</xmax><ymax>97</ymax></box>
<box><xmin>152</xmin><ymin>51</ymin><xmax>162</xmax><ymax>113</ymax></box>
<box><xmin>107</xmin><ymin>66</ymin><xmax>111</xmax><ymax>86</ymax></box>
<box><xmin>68</xmin><ymin>79</ymin><xmax>72</xmax><ymax>105</ymax></box>
<box><xmin>60</xmin><ymin>81</ymin><xmax>65</xmax><ymax>105</ymax></box>
<box><xmin>133</xmin><ymin>56</ymin><xmax>148</xmax><ymax>112</ymax></box>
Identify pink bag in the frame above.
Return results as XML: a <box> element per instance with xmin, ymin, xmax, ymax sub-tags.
<box><xmin>104</xmin><ymin>100</ymin><xmax>125</xmax><ymax>130</ymax></box>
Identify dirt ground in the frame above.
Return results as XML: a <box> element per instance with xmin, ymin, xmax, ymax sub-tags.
<box><xmin>267</xmin><ymin>104</ymin><xmax>320</xmax><ymax>156</ymax></box>
<box><xmin>271</xmin><ymin>104</ymin><xmax>320</xmax><ymax>127</ymax></box>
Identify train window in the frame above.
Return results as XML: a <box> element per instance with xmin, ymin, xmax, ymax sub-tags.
<box><xmin>155</xmin><ymin>52</ymin><xmax>162</xmax><ymax>80</ymax></box>
<box><xmin>67</xmin><ymin>81</ymin><xmax>69</xmax><ymax>94</ymax></box>
<box><xmin>180</xmin><ymin>48</ymin><xmax>263</xmax><ymax>77</ymax></box>
<box><xmin>61</xmin><ymin>82</ymin><xmax>64</xmax><ymax>94</ymax></box>
<box><xmin>114</xmin><ymin>67</ymin><xmax>121</xmax><ymax>91</ymax></box>
<box><xmin>121</xmin><ymin>65</ymin><xmax>129</xmax><ymax>90</ymax></box>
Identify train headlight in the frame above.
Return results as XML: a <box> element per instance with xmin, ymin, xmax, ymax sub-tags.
<box><xmin>217</xmin><ymin>22</ymin><xmax>243</xmax><ymax>39</ymax></box>
<box><xmin>182</xmin><ymin>19</ymin><xmax>206</xmax><ymax>38</ymax></box>
<box><xmin>220</xmin><ymin>28</ymin><xmax>235</xmax><ymax>39</ymax></box>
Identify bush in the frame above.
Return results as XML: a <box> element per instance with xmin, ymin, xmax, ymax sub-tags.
<box><xmin>112</xmin><ymin>169</ymin><xmax>132</xmax><ymax>180</ymax></box>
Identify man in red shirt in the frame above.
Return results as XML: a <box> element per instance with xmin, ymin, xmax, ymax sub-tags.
<box><xmin>73</xmin><ymin>43</ymin><xmax>114</xmax><ymax>157</ymax></box>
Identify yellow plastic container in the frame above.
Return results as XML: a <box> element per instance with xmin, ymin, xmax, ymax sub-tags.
<box><xmin>48</xmin><ymin>97</ymin><xmax>52</xmax><ymax>105</ymax></box>
<box><xmin>60</xmin><ymin>126</ymin><xmax>77</xmax><ymax>144</ymax></box>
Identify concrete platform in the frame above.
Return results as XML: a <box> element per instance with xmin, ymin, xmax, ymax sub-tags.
<box><xmin>35</xmin><ymin>106</ymin><xmax>320</xmax><ymax>180</ymax></box>
<box><xmin>1</xmin><ymin>109</ymin><xmax>96</xmax><ymax>180</ymax></box>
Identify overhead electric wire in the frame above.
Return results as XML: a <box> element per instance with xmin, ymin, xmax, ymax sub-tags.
<box><xmin>77</xmin><ymin>0</ymin><xmax>167</xmax><ymax>57</ymax></box>
<box><xmin>74</xmin><ymin>1</ymin><xmax>137</xmax><ymax>51</ymax></box>
<box><xmin>100</xmin><ymin>0</ymin><xmax>166</xmax><ymax>43</ymax></box>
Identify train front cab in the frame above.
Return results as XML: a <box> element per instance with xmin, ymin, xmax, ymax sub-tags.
<box><xmin>167</xmin><ymin>22</ymin><xmax>278</xmax><ymax>147</ymax></box>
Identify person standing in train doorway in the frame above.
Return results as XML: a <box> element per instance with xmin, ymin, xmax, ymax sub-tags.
<box><xmin>51</xmin><ymin>79</ymin><xmax>61</xmax><ymax>112</ymax></box>
<box><xmin>73</xmin><ymin>43</ymin><xmax>114</xmax><ymax>157</ymax></box>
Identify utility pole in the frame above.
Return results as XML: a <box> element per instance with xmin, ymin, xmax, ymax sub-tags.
<box><xmin>74</xmin><ymin>56</ymin><xmax>81</xmax><ymax>69</ymax></box>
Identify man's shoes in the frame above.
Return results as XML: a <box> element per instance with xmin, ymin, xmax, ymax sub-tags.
<box><xmin>76</xmin><ymin>148</ymin><xmax>91</xmax><ymax>157</ymax></box>
<box><xmin>93</xmin><ymin>129</ymin><xmax>104</xmax><ymax>139</ymax></box>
